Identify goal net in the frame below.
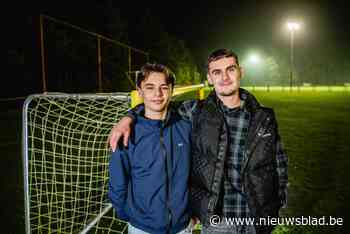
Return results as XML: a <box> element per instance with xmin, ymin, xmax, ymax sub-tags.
<box><xmin>23</xmin><ymin>93</ymin><xmax>130</xmax><ymax>234</ymax></box>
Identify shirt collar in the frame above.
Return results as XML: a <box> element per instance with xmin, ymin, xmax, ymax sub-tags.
<box><xmin>218</xmin><ymin>94</ymin><xmax>246</xmax><ymax>115</ymax></box>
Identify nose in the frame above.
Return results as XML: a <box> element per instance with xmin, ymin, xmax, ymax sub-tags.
<box><xmin>222</xmin><ymin>71</ymin><xmax>230</xmax><ymax>81</ymax></box>
<box><xmin>155</xmin><ymin>87</ymin><xmax>163</xmax><ymax>97</ymax></box>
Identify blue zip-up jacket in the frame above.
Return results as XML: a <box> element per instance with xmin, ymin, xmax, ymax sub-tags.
<box><xmin>108</xmin><ymin>107</ymin><xmax>191</xmax><ymax>234</ymax></box>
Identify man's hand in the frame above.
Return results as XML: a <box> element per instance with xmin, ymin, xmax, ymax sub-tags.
<box><xmin>108</xmin><ymin>116</ymin><xmax>133</xmax><ymax>152</ymax></box>
<box><xmin>190</xmin><ymin>217</ymin><xmax>200</xmax><ymax>230</ymax></box>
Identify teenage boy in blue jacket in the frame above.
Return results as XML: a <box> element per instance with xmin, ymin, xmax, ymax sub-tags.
<box><xmin>108</xmin><ymin>63</ymin><xmax>192</xmax><ymax>234</ymax></box>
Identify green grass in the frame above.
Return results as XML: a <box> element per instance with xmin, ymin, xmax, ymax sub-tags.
<box><xmin>250</xmin><ymin>91</ymin><xmax>350</xmax><ymax>234</ymax></box>
<box><xmin>2</xmin><ymin>90</ymin><xmax>350</xmax><ymax>233</ymax></box>
<box><xmin>243</xmin><ymin>85</ymin><xmax>350</xmax><ymax>92</ymax></box>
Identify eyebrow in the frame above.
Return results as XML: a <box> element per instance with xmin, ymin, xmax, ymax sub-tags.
<box><xmin>211</xmin><ymin>64</ymin><xmax>238</xmax><ymax>73</ymax></box>
<box><xmin>227</xmin><ymin>65</ymin><xmax>238</xmax><ymax>69</ymax></box>
<box><xmin>143</xmin><ymin>83</ymin><xmax>169</xmax><ymax>87</ymax></box>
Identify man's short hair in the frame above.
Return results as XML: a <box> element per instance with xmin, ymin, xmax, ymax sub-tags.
<box><xmin>136</xmin><ymin>63</ymin><xmax>175</xmax><ymax>88</ymax></box>
<box><xmin>207</xmin><ymin>49</ymin><xmax>239</xmax><ymax>70</ymax></box>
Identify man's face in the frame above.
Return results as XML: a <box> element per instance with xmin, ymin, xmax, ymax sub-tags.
<box><xmin>207</xmin><ymin>56</ymin><xmax>243</xmax><ymax>97</ymax></box>
<box><xmin>138</xmin><ymin>72</ymin><xmax>172</xmax><ymax>114</ymax></box>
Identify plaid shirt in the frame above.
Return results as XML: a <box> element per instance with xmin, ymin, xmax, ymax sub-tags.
<box><xmin>219</xmin><ymin>99</ymin><xmax>251</xmax><ymax>219</ymax></box>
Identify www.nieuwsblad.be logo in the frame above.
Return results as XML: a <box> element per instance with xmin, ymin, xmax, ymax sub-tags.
<box><xmin>209</xmin><ymin>215</ymin><xmax>344</xmax><ymax>227</ymax></box>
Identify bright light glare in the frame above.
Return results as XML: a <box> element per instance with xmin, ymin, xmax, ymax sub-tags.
<box><xmin>248</xmin><ymin>54</ymin><xmax>260</xmax><ymax>64</ymax></box>
<box><xmin>287</xmin><ymin>22</ymin><xmax>300</xmax><ymax>31</ymax></box>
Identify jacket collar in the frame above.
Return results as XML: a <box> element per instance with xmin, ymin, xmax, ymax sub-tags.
<box><xmin>135</xmin><ymin>102</ymin><xmax>180</xmax><ymax>128</ymax></box>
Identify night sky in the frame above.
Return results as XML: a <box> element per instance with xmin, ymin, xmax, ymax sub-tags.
<box><xmin>4</xmin><ymin>0</ymin><xmax>350</xmax><ymax>97</ymax></box>
<box><xmin>9</xmin><ymin>0</ymin><xmax>350</xmax><ymax>54</ymax></box>
<box><xmin>156</xmin><ymin>0</ymin><xmax>350</xmax><ymax>60</ymax></box>
<box><xmin>7</xmin><ymin>0</ymin><xmax>350</xmax><ymax>53</ymax></box>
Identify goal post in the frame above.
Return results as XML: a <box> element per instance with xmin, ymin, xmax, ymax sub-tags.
<box><xmin>22</xmin><ymin>93</ymin><xmax>130</xmax><ymax>234</ymax></box>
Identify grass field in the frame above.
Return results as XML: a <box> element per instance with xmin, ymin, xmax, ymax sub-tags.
<box><xmin>1</xmin><ymin>89</ymin><xmax>350</xmax><ymax>233</ymax></box>
<box><xmin>248</xmin><ymin>90</ymin><xmax>350</xmax><ymax>234</ymax></box>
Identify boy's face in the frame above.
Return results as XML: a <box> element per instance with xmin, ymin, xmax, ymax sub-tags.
<box><xmin>138</xmin><ymin>72</ymin><xmax>172</xmax><ymax>114</ymax></box>
<box><xmin>207</xmin><ymin>56</ymin><xmax>243</xmax><ymax>97</ymax></box>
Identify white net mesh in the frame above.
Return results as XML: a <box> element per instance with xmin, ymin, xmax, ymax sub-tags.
<box><xmin>23</xmin><ymin>93</ymin><xmax>130</xmax><ymax>234</ymax></box>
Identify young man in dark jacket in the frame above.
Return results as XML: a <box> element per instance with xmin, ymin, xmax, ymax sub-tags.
<box><xmin>108</xmin><ymin>63</ymin><xmax>192</xmax><ymax>234</ymax></box>
<box><xmin>109</xmin><ymin>49</ymin><xmax>288</xmax><ymax>234</ymax></box>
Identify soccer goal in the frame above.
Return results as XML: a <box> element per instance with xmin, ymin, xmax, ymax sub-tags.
<box><xmin>22</xmin><ymin>93</ymin><xmax>130</xmax><ymax>234</ymax></box>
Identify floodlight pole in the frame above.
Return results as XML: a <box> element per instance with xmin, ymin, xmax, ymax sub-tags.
<box><xmin>287</xmin><ymin>21</ymin><xmax>299</xmax><ymax>91</ymax></box>
<box><xmin>289</xmin><ymin>29</ymin><xmax>294</xmax><ymax>90</ymax></box>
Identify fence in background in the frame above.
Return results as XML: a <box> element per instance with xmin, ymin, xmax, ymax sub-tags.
<box><xmin>39</xmin><ymin>14</ymin><xmax>149</xmax><ymax>93</ymax></box>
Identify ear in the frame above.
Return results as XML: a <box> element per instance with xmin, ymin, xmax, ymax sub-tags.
<box><xmin>239</xmin><ymin>66</ymin><xmax>244</xmax><ymax>79</ymax></box>
<box><xmin>137</xmin><ymin>87</ymin><xmax>144</xmax><ymax>98</ymax></box>
<box><xmin>207</xmin><ymin>73</ymin><xmax>213</xmax><ymax>85</ymax></box>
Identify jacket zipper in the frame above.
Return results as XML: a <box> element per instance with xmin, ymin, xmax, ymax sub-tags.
<box><xmin>209</xmin><ymin>115</ymin><xmax>229</xmax><ymax>213</ymax></box>
<box><xmin>160</xmin><ymin>127</ymin><xmax>172</xmax><ymax>233</ymax></box>
<box><xmin>241</xmin><ymin>115</ymin><xmax>271</xmax><ymax>193</ymax></box>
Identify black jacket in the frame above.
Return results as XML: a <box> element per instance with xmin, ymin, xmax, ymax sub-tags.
<box><xmin>189</xmin><ymin>89</ymin><xmax>284</xmax><ymax>233</ymax></box>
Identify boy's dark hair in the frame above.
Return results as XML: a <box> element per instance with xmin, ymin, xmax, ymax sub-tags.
<box><xmin>136</xmin><ymin>63</ymin><xmax>175</xmax><ymax>88</ymax></box>
<box><xmin>207</xmin><ymin>49</ymin><xmax>239</xmax><ymax>70</ymax></box>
